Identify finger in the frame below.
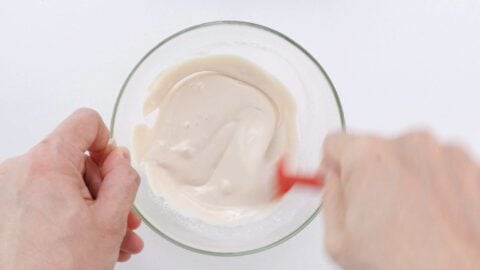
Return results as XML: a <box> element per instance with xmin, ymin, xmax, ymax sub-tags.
<box><xmin>323</xmin><ymin>132</ymin><xmax>350</xmax><ymax>170</ymax></box>
<box><xmin>319</xmin><ymin>157</ymin><xmax>335</xmax><ymax>177</ymax></box>
<box><xmin>322</xmin><ymin>170</ymin><xmax>346</xmax><ymax>261</ymax></box>
<box><xmin>128</xmin><ymin>210</ymin><xmax>142</xmax><ymax>230</ymax></box>
<box><xmin>120</xmin><ymin>230</ymin><xmax>144</xmax><ymax>255</ymax></box>
<box><xmin>91</xmin><ymin>138</ymin><xmax>117</xmax><ymax>166</ymax></box>
<box><xmin>45</xmin><ymin>108</ymin><xmax>110</xmax><ymax>170</ymax></box>
<box><xmin>118</xmin><ymin>251</ymin><xmax>131</xmax><ymax>262</ymax></box>
<box><xmin>95</xmin><ymin>148</ymin><xmax>140</xmax><ymax>222</ymax></box>
<box><xmin>443</xmin><ymin>144</ymin><xmax>480</xmax><ymax>206</ymax></box>
<box><xmin>84</xmin><ymin>156</ymin><xmax>102</xmax><ymax>199</ymax></box>
<box><xmin>443</xmin><ymin>144</ymin><xmax>472</xmax><ymax>172</ymax></box>
<box><xmin>393</xmin><ymin>132</ymin><xmax>445</xmax><ymax>194</ymax></box>
<box><xmin>394</xmin><ymin>131</ymin><xmax>440</xmax><ymax>166</ymax></box>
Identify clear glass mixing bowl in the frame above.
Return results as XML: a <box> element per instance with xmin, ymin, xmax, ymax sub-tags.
<box><xmin>111</xmin><ymin>21</ymin><xmax>345</xmax><ymax>256</ymax></box>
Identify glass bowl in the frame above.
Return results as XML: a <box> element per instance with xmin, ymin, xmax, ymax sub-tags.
<box><xmin>111</xmin><ymin>21</ymin><xmax>345</xmax><ymax>256</ymax></box>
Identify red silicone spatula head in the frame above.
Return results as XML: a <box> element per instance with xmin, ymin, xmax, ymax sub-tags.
<box><xmin>275</xmin><ymin>158</ymin><xmax>324</xmax><ymax>198</ymax></box>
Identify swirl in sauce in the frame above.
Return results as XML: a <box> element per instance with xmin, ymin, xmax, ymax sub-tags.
<box><xmin>133</xmin><ymin>55</ymin><xmax>297</xmax><ymax>225</ymax></box>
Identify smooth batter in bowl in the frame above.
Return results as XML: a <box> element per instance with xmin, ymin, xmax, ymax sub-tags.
<box><xmin>111</xmin><ymin>21</ymin><xmax>345</xmax><ymax>256</ymax></box>
<box><xmin>132</xmin><ymin>55</ymin><xmax>298</xmax><ymax>226</ymax></box>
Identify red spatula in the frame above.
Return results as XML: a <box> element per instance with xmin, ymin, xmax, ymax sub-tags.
<box><xmin>276</xmin><ymin>158</ymin><xmax>324</xmax><ymax>198</ymax></box>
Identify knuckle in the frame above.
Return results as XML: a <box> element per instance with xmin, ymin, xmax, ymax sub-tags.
<box><xmin>412</xmin><ymin>130</ymin><xmax>435</xmax><ymax>142</ymax></box>
<box><xmin>354</xmin><ymin>136</ymin><xmax>379</xmax><ymax>151</ymax></box>
<box><xmin>443</xmin><ymin>143</ymin><xmax>471</xmax><ymax>161</ymax></box>
<box><xmin>404</xmin><ymin>130</ymin><xmax>436</xmax><ymax>145</ymax></box>
<box><xmin>34</xmin><ymin>138</ymin><xmax>55</xmax><ymax>151</ymax></box>
<box><xmin>0</xmin><ymin>157</ymin><xmax>20</xmax><ymax>181</ymax></box>
<box><xmin>71</xmin><ymin>108</ymin><xmax>103</xmax><ymax>131</ymax></box>
<box><xmin>443</xmin><ymin>143</ymin><xmax>467</xmax><ymax>155</ymax></box>
<box><xmin>0</xmin><ymin>157</ymin><xmax>16</xmax><ymax>171</ymax></box>
<box><xmin>131</xmin><ymin>168</ymin><xmax>141</xmax><ymax>186</ymax></box>
<box><xmin>122</xmin><ymin>165</ymin><xmax>138</xmax><ymax>178</ymax></box>
<box><xmin>324</xmin><ymin>133</ymin><xmax>342</xmax><ymax>147</ymax></box>
<box><xmin>325</xmin><ymin>235</ymin><xmax>345</xmax><ymax>262</ymax></box>
<box><xmin>395</xmin><ymin>131</ymin><xmax>439</xmax><ymax>157</ymax></box>
<box><xmin>27</xmin><ymin>141</ymin><xmax>60</xmax><ymax>176</ymax></box>
<box><xmin>26</xmin><ymin>158</ymin><xmax>51</xmax><ymax>178</ymax></box>
<box><xmin>33</xmin><ymin>137</ymin><xmax>66</xmax><ymax>155</ymax></box>
<box><xmin>354</xmin><ymin>136</ymin><xmax>388</xmax><ymax>161</ymax></box>
<box><xmin>29</xmin><ymin>138</ymin><xmax>65</xmax><ymax>158</ymax></box>
<box><xmin>123</xmin><ymin>167</ymin><xmax>141</xmax><ymax>190</ymax></box>
<box><xmin>74</xmin><ymin>108</ymin><xmax>101</xmax><ymax>122</ymax></box>
<box><xmin>110</xmin><ymin>165</ymin><xmax>140</xmax><ymax>190</ymax></box>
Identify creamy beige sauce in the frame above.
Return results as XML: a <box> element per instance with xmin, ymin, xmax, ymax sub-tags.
<box><xmin>133</xmin><ymin>55</ymin><xmax>297</xmax><ymax>224</ymax></box>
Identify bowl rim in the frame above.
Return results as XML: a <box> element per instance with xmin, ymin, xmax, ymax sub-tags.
<box><xmin>110</xmin><ymin>20</ymin><xmax>346</xmax><ymax>257</ymax></box>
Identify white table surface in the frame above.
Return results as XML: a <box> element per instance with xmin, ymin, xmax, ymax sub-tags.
<box><xmin>1</xmin><ymin>1</ymin><xmax>479</xmax><ymax>269</ymax></box>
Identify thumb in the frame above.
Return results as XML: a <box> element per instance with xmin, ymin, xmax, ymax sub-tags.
<box><xmin>95</xmin><ymin>147</ymin><xmax>140</xmax><ymax>222</ymax></box>
<box><xmin>322</xmin><ymin>170</ymin><xmax>347</xmax><ymax>262</ymax></box>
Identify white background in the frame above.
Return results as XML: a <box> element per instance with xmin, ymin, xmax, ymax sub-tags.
<box><xmin>1</xmin><ymin>1</ymin><xmax>480</xmax><ymax>269</ymax></box>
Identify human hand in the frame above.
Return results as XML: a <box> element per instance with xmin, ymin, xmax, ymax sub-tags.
<box><xmin>0</xmin><ymin>109</ymin><xmax>143</xmax><ymax>270</ymax></box>
<box><xmin>321</xmin><ymin>131</ymin><xmax>480</xmax><ymax>270</ymax></box>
